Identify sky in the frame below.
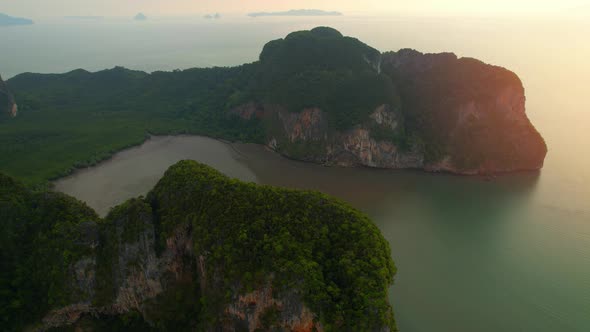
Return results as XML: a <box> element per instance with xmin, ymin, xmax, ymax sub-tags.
<box><xmin>1</xmin><ymin>0</ymin><xmax>589</xmax><ymax>17</ymax></box>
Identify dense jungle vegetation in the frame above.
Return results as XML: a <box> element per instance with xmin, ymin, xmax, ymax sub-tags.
<box><xmin>0</xmin><ymin>27</ymin><xmax>400</xmax><ymax>186</ymax></box>
<box><xmin>0</xmin><ymin>172</ymin><xmax>99</xmax><ymax>330</ymax></box>
<box><xmin>0</xmin><ymin>161</ymin><xmax>397</xmax><ymax>331</ymax></box>
<box><xmin>149</xmin><ymin>160</ymin><xmax>396</xmax><ymax>331</ymax></box>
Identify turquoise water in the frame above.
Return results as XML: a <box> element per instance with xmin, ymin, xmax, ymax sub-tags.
<box><xmin>8</xmin><ymin>15</ymin><xmax>590</xmax><ymax>331</ymax></box>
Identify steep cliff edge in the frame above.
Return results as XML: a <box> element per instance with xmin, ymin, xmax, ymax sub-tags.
<box><xmin>0</xmin><ymin>75</ymin><xmax>17</xmax><ymax>119</ymax></box>
<box><xmin>0</xmin><ymin>161</ymin><xmax>397</xmax><ymax>331</ymax></box>
<box><xmin>381</xmin><ymin>49</ymin><xmax>547</xmax><ymax>173</ymax></box>
<box><xmin>230</xmin><ymin>28</ymin><xmax>547</xmax><ymax>175</ymax></box>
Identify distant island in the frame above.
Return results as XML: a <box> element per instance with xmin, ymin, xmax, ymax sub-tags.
<box><xmin>0</xmin><ymin>13</ymin><xmax>34</xmax><ymax>26</ymax></box>
<box><xmin>248</xmin><ymin>9</ymin><xmax>343</xmax><ymax>17</ymax></box>
<box><xmin>134</xmin><ymin>13</ymin><xmax>147</xmax><ymax>21</ymax></box>
<box><xmin>204</xmin><ymin>13</ymin><xmax>221</xmax><ymax>19</ymax></box>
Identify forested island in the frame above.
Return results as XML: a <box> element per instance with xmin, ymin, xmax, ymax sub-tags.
<box><xmin>0</xmin><ymin>26</ymin><xmax>551</xmax><ymax>331</ymax></box>
<box><xmin>0</xmin><ymin>27</ymin><xmax>546</xmax><ymax>187</ymax></box>
<box><xmin>0</xmin><ymin>13</ymin><xmax>34</xmax><ymax>26</ymax></box>
<box><xmin>0</xmin><ymin>161</ymin><xmax>396</xmax><ymax>331</ymax></box>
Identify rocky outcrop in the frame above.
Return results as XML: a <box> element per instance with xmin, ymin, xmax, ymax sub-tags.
<box><xmin>0</xmin><ymin>74</ymin><xmax>17</xmax><ymax>119</ymax></box>
<box><xmin>224</xmin><ymin>282</ymin><xmax>322</xmax><ymax>332</ymax></box>
<box><xmin>370</xmin><ymin>104</ymin><xmax>399</xmax><ymax>130</ymax></box>
<box><xmin>279</xmin><ymin>107</ymin><xmax>327</xmax><ymax>143</ymax></box>
<box><xmin>233</xmin><ymin>102</ymin><xmax>424</xmax><ymax>169</ymax></box>
<box><xmin>230</xmin><ymin>102</ymin><xmax>266</xmax><ymax>120</ymax></box>
<box><xmin>328</xmin><ymin>128</ymin><xmax>424</xmax><ymax>169</ymax></box>
<box><xmin>231</xmin><ymin>46</ymin><xmax>546</xmax><ymax>175</ymax></box>
<box><xmin>326</xmin><ymin>105</ymin><xmax>424</xmax><ymax>168</ymax></box>
<box><xmin>36</xmin><ymin>195</ymin><xmax>325</xmax><ymax>332</ymax></box>
<box><xmin>382</xmin><ymin>50</ymin><xmax>547</xmax><ymax>174</ymax></box>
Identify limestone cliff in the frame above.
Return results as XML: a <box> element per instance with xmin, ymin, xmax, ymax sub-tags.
<box><xmin>0</xmin><ymin>74</ymin><xmax>17</xmax><ymax>119</ymax></box>
<box><xmin>382</xmin><ymin>49</ymin><xmax>547</xmax><ymax>174</ymax></box>
<box><xmin>1</xmin><ymin>162</ymin><xmax>396</xmax><ymax>331</ymax></box>
<box><xmin>232</xmin><ymin>103</ymin><xmax>424</xmax><ymax>169</ymax></box>
<box><xmin>41</xmin><ymin>199</ymin><xmax>326</xmax><ymax>332</ymax></box>
<box><xmin>230</xmin><ymin>34</ymin><xmax>547</xmax><ymax>175</ymax></box>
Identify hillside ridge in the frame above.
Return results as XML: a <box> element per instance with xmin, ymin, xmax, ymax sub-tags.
<box><xmin>1</xmin><ymin>27</ymin><xmax>547</xmax><ymax>185</ymax></box>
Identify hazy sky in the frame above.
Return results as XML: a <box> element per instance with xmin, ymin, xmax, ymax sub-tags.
<box><xmin>1</xmin><ymin>0</ymin><xmax>589</xmax><ymax>17</ymax></box>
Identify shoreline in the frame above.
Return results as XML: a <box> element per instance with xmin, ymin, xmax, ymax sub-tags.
<box><xmin>51</xmin><ymin>134</ymin><xmax>234</xmax><ymax>185</ymax></box>
<box><xmin>51</xmin><ymin>133</ymin><xmax>542</xmax><ymax>188</ymax></box>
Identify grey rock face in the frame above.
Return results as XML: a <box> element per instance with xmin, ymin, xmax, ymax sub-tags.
<box><xmin>0</xmin><ymin>75</ymin><xmax>17</xmax><ymax>119</ymax></box>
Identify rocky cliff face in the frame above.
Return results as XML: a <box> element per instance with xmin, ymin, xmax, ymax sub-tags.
<box><xmin>38</xmin><ymin>200</ymin><xmax>324</xmax><ymax>332</ymax></box>
<box><xmin>326</xmin><ymin>105</ymin><xmax>424</xmax><ymax>169</ymax></box>
<box><xmin>232</xmin><ymin>102</ymin><xmax>424</xmax><ymax>169</ymax></box>
<box><xmin>231</xmin><ymin>47</ymin><xmax>546</xmax><ymax>175</ymax></box>
<box><xmin>0</xmin><ymin>75</ymin><xmax>17</xmax><ymax>119</ymax></box>
<box><xmin>4</xmin><ymin>161</ymin><xmax>395</xmax><ymax>331</ymax></box>
<box><xmin>382</xmin><ymin>49</ymin><xmax>547</xmax><ymax>174</ymax></box>
<box><xmin>223</xmin><ymin>283</ymin><xmax>322</xmax><ymax>331</ymax></box>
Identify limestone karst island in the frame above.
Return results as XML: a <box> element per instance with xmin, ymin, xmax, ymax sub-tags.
<box><xmin>3</xmin><ymin>3</ymin><xmax>588</xmax><ymax>331</ymax></box>
<box><xmin>0</xmin><ymin>26</ymin><xmax>550</xmax><ymax>331</ymax></box>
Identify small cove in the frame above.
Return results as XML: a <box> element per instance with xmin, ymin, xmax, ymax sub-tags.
<box><xmin>54</xmin><ymin>135</ymin><xmax>258</xmax><ymax>216</ymax></box>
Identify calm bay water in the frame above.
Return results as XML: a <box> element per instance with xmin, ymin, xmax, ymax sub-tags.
<box><xmin>54</xmin><ymin>135</ymin><xmax>590</xmax><ymax>332</ymax></box>
<box><xmin>8</xmin><ymin>15</ymin><xmax>590</xmax><ymax>332</ymax></box>
<box><xmin>54</xmin><ymin>136</ymin><xmax>257</xmax><ymax>216</ymax></box>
